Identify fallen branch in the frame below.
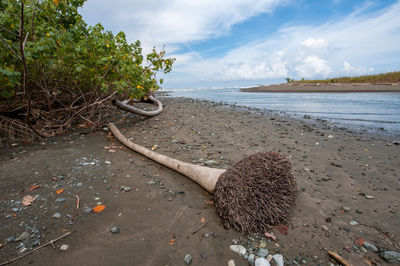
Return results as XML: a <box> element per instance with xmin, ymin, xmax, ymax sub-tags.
<box><xmin>191</xmin><ymin>221</ymin><xmax>208</xmax><ymax>235</ymax></box>
<box><xmin>0</xmin><ymin>231</ymin><xmax>72</xmax><ymax>266</ymax></box>
<box><xmin>112</xmin><ymin>95</ymin><xmax>163</xmax><ymax>117</ymax></box>
<box><xmin>328</xmin><ymin>251</ymin><xmax>353</xmax><ymax>266</ymax></box>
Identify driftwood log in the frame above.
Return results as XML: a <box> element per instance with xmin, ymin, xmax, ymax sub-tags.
<box><xmin>112</xmin><ymin>95</ymin><xmax>162</xmax><ymax>117</ymax></box>
<box><xmin>109</xmin><ymin>122</ymin><xmax>297</xmax><ymax>234</ymax></box>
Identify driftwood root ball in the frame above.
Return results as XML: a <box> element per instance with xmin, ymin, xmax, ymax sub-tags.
<box><xmin>213</xmin><ymin>152</ymin><xmax>297</xmax><ymax>234</ymax></box>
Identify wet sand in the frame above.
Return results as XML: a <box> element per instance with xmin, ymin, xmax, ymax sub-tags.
<box><xmin>0</xmin><ymin>96</ymin><xmax>399</xmax><ymax>265</ymax></box>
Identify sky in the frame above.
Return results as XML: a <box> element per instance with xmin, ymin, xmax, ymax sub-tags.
<box><xmin>80</xmin><ymin>0</ymin><xmax>400</xmax><ymax>89</ymax></box>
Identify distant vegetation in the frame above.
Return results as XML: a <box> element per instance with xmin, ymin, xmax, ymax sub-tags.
<box><xmin>289</xmin><ymin>71</ymin><xmax>400</xmax><ymax>84</ymax></box>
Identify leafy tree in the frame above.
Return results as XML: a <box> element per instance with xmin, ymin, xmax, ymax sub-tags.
<box><xmin>0</xmin><ymin>0</ymin><xmax>174</xmax><ymax>139</ymax></box>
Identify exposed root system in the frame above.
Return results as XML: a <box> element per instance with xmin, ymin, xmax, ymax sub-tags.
<box><xmin>214</xmin><ymin>152</ymin><xmax>297</xmax><ymax>234</ymax></box>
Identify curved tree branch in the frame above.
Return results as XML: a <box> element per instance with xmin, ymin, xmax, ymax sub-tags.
<box><xmin>112</xmin><ymin>95</ymin><xmax>163</xmax><ymax>117</ymax></box>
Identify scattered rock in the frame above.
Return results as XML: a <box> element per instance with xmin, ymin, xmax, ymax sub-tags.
<box><xmin>104</xmin><ymin>161</ymin><xmax>112</xmax><ymax>165</ymax></box>
<box><xmin>255</xmin><ymin>257</ymin><xmax>271</xmax><ymax>266</ymax></box>
<box><xmin>120</xmin><ymin>186</ymin><xmax>132</xmax><ymax>192</ymax></box>
<box><xmin>272</xmin><ymin>254</ymin><xmax>284</xmax><ymax>266</ymax></box>
<box><xmin>55</xmin><ymin>198</ymin><xmax>67</xmax><ymax>203</ymax></box>
<box><xmin>204</xmin><ymin>160</ymin><xmax>219</xmax><ymax>166</ymax></box>
<box><xmin>379</xmin><ymin>250</ymin><xmax>400</xmax><ymax>264</ymax></box>
<box><xmin>364</xmin><ymin>195</ymin><xmax>375</xmax><ymax>199</ymax></box>
<box><xmin>60</xmin><ymin>244</ymin><xmax>69</xmax><ymax>251</ymax></box>
<box><xmin>16</xmin><ymin>243</ymin><xmax>26</xmax><ymax>249</ymax></box>
<box><xmin>393</xmin><ymin>141</ymin><xmax>400</xmax><ymax>145</ymax></box>
<box><xmin>321</xmin><ymin>225</ymin><xmax>329</xmax><ymax>232</ymax></box>
<box><xmin>229</xmin><ymin>245</ymin><xmax>246</xmax><ymax>256</ymax></box>
<box><xmin>15</xmin><ymin>232</ymin><xmax>29</xmax><ymax>241</ymax></box>
<box><xmin>349</xmin><ymin>220</ymin><xmax>359</xmax><ymax>226</ymax></box>
<box><xmin>184</xmin><ymin>253</ymin><xmax>193</xmax><ymax>265</ymax></box>
<box><xmin>341</xmin><ymin>206</ymin><xmax>351</xmax><ymax>212</ymax></box>
<box><xmin>248</xmin><ymin>254</ymin><xmax>255</xmax><ymax>265</ymax></box>
<box><xmin>6</xmin><ymin>236</ymin><xmax>15</xmax><ymax>243</ymax></box>
<box><xmin>256</xmin><ymin>248</ymin><xmax>269</xmax><ymax>257</ymax></box>
<box><xmin>53</xmin><ymin>213</ymin><xmax>62</xmax><ymax>218</ymax></box>
<box><xmin>228</xmin><ymin>259</ymin><xmax>235</xmax><ymax>266</ymax></box>
<box><xmin>76</xmin><ymin>182</ymin><xmax>83</xmax><ymax>187</ymax></box>
<box><xmin>363</xmin><ymin>241</ymin><xmax>378</xmax><ymax>252</ymax></box>
<box><xmin>110</xmin><ymin>227</ymin><xmax>120</xmax><ymax>234</ymax></box>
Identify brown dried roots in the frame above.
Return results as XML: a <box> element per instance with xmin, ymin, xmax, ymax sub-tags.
<box><xmin>214</xmin><ymin>152</ymin><xmax>297</xmax><ymax>234</ymax></box>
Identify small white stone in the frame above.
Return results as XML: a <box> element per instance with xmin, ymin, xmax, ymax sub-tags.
<box><xmin>266</xmin><ymin>255</ymin><xmax>273</xmax><ymax>262</ymax></box>
<box><xmin>272</xmin><ymin>254</ymin><xmax>284</xmax><ymax>266</ymax></box>
<box><xmin>60</xmin><ymin>244</ymin><xmax>69</xmax><ymax>251</ymax></box>
<box><xmin>255</xmin><ymin>257</ymin><xmax>271</xmax><ymax>266</ymax></box>
<box><xmin>229</xmin><ymin>245</ymin><xmax>246</xmax><ymax>256</ymax></box>
<box><xmin>350</xmin><ymin>220</ymin><xmax>359</xmax><ymax>226</ymax></box>
<box><xmin>227</xmin><ymin>259</ymin><xmax>235</xmax><ymax>266</ymax></box>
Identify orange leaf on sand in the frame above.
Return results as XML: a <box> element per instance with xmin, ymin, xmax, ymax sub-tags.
<box><xmin>265</xmin><ymin>232</ymin><xmax>277</xmax><ymax>241</ymax></box>
<box><xmin>0</xmin><ymin>243</ymin><xmax>3</xmax><ymax>248</ymax></box>
<box><xmin>93</xmin><ymin>204</ymin><xmax>106</xmax><ymax>213</ymax></box>
<box><xmin>200</xmin><ymin>217</ymin><xmax>206</xmax><ymax>224</ymax></box>
<box><xmin>29</xmin><ymin>185</ymin><xmax>40</xmax><ymax>191</ymax></box>
<box><xmin>56</xmin><ymin>188</ymin><xmax>64</xmax><ymax>194</ymax></box>
<box><xmin>169</xmin><ymin>238</ymin><xmax>176</xmax><ymax>245</ymax></box>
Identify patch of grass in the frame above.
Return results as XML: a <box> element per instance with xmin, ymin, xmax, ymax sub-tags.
<box><xmin>292</xmin><ymin>71</ymin><xmax>400</xmax><ymax>84</ymax></box>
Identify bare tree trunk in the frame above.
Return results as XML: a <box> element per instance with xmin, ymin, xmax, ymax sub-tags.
<box><xmin>112</xmin><ymin>95</ymin><xmax>163</xmax><ymax>117</ymax></box>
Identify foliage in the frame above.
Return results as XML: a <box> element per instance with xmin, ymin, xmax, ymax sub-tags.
<box><xmin>291</xmin><ymin>71</ymin><xmax>400</xmax><ymax>84</ymax></box>
<box><xmin>0</xmin><ymin>0</ymin><xmax>174</xmax><ymax>139</ymax></box>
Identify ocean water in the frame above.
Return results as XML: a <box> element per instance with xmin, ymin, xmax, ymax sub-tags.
<box><xmin>166</xmin><ymin>88</ymin><xmax>400</xmax><ymax>136</ymax></box>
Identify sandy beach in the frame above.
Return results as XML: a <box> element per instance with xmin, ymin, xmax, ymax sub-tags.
<box><xmin>241</xmin><ymin>83</ymin><xmax>400</xmax><ymax>93</ymax></box>
<box><xmin>0</xmin><ymin>96</ymin><xmax>399</xmax><ymax>265</ymax></box>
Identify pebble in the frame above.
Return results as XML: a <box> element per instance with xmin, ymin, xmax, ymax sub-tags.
<box><xmin>259</xmin><ymin>239</ymin><xmax>267</xmax><ymax>248</ymax></box>
<box><xmin>349</xmin><ymin>220</ymin><xmax>359</xmax><ymax>226</ymax></box>
<box><xmin>12</xmin><ymin>208</ymin><xmax>19</xmax><ymax>212</ymax></box>
<box><xmin>379</xmin><ymin>250</ymin><xmax>400</xmax><ymax>264</ymax></box>
<box><xmin>60</xmin><ymin>244</ymin><xmax>69</xmax><ymax>251</ymax></box>
<box><xmin>120</xmin><ymin>186</ymin><xmax>132</xmax><ymax>192</ymax></box>
<box><xmin>15</xmin><ymin>232</ymin><xmax>29</xmax><ymax>241</ymax></box>
<box><xmin>364</xmin><ymin>195</ymin><xmax>375</xmax><ymax>199</ymax></box>
<box><xmin>256</xmin><ymin>248</ymin><xmax>269</xmax><ymax>257</ymax></box>
<box><xmin>31</xmin><ymin>239</ymin><xmax>40</xmax><ymax>247</ymax></box>
<box><xmin>273</xmin><ymin>254</ymin><xmax>284</xmax><ymax>266</ymax></box>
<box><xmin>76</xmin><ymin>182</ymin><xmax>83</xmax><ymax>187</ymax></box>
<box><xmin>266</xmin><ymin>255</ymin><xmax>273</xmax><ymax>262</ymax></box>
<box><xmin>229</xmin><ymin>245</ymin><xmax>246</xmax><ymax>256</ymax></box>
<box><xmin>6</xmin><ymin>214</ymin><xmax>13</xmax><ymax>219</ymax></box>
<box><xmin>55</xmin><ymin>198</ymin><xmax>67</xmax><ymax>203</ymax></box>
<box><xmin>248</xmin><ymin>254</ymin><xmax>255</xmax><ymax>265</ymax></box>
<box><xmin>341</xmin><ymin>206</ymin><xmax>351</xmax><ymax>212</ymax></box>
<box><xmin>110</xmin><ymin>227</ymin><xmax>120</xmax><ymax>234</ymax></box>
<box><xmin>321</xmin><ymin>225</ymin><xmax>329</xmax><ymax>232</ymax></box>
<box><xmin>53</xmin><ymin>213</ymin><xmax>62</xmax><ymax>218</ymax></box>
<box><xmin>184</xmin><ymin>253</ymin><xmax>192</xmax><ymax>265</ymax></box>
<box><xmin>16</xmin><ymin>243</ymin><xmax>26</xmax><ymax>249</ymax></box>
<box><xmin>255</xmin><ymin>257</ymin><xmax>271</xmax><ymax>266</ymax></box>
<box><xmin>363</xmin><ymin>241</ymin><xmax>378</xmax><ymax>252</ymax></box>
<box><xmin>147</xmin><ymin>181</ymin><xmax>156</xmax><ymax>185</ymax></box>
<box><xmin>204</xmin><ymin>160</ymin><xmax>218</xmax><ymax>166</ymax></box>
<box><xmin>228</xmin><ymin>259</ymin><xmax>235</xmax><ymax>266</ymax></box>
<box><xmin>104</xmin><ymin>161</ymin><xmax>111</xmax><ymax>165</ymax></box>
<box><xmin>6</xmin><ymin>236</ymin><xmax>15</xmax><ymax>243</ymax></box>
<box><xmin>82</xmin><ymin>207</ymin><xmax>92</xmax><ymax>214</ymax></box>
<box><xmin>393</xmin><ymin>141</ymin><xmax>400</xmax><ymax>145</ymax></box>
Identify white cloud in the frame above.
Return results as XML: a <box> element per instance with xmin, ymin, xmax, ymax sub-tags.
<box><xmin>80</xmin><ymin>0</ymin><xmax>289</xmax><ymax>48</ymax></box>
<box><xmin>301</xmin><ymin>38</ymin><xmax>329</xmax><ymax>49</ymax></box>
<box><xmin>295</xmin><ymin>56</ymin><xmax>332</xmax><ymax>78</ymax></box>
<box><xmin>341</xmin><ymin>61</ymin><xmax>374</xmax><ymax>75</ymax></box>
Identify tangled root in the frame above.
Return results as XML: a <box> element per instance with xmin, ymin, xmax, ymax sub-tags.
<box><xmin>214</xmin><ymin>152</ymin><xmax>297</xmax><ymax>234</ymax></box>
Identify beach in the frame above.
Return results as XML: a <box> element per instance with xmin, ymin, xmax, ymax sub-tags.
<box><xmin>0</xmin><ymin>96</ymin><xmax>399</xmax><ymax>265</ymax></box>
<box><xmin>241</xmin><ymin>83</ymin><xmax>400</xmax><ymax>93</ymax></box>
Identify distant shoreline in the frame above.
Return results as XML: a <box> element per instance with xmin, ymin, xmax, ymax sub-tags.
<box><xmin>241</xmin><ymin>83</ymin><xmax>400</xmax><ymax>93</ymax></box>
